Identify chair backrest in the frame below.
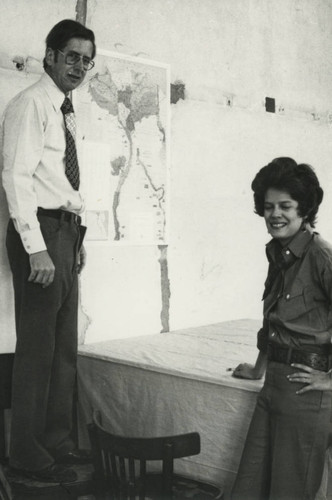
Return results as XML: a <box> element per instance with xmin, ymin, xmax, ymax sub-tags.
<box><xmin>88</xmin><ymin>419</ymin><xmax>200</xmax><ymax>500</ymax></box>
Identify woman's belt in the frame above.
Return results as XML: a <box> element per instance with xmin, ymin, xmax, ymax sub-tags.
<box><xmin>267</xmin><ymin>342</ymin><xmax>330</xmax><ymax>372</ymax></box>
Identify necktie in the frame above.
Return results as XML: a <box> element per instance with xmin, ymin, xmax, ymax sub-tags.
<box><xmin>61</xmin><ymin>97</ymin><xmax>80</xmax><ymax>190</ymax></box>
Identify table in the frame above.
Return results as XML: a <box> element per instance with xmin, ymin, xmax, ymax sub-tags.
<box><xmin>77</xmin><ymin>319</ymin><xmax>263</xmax><ymax>495</ymax></box>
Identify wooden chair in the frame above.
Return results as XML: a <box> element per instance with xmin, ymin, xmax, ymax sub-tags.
<box><xmin>88</xmin><ymin>417</ymin><xmax>223</xmax><ymax>500</ymax></box>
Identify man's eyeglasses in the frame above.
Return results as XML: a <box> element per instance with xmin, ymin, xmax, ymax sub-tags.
<box><xmin>57</xmin><ymin>49</ymin><xmax>95</xmax><ymax>71</ymax></box>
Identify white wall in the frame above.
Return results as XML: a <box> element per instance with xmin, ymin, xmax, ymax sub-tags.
<box><xmin>86</xmin><ymin>0</ymin><xmax>332</xmax><ymax>336</ymax></box>
<box><xmin>1</xmin><ymin>0</ymin><xmax>332</xmax><ymax>348</ymax></box>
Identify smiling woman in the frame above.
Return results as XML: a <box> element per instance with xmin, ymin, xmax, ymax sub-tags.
<box><xmin>263</xmin><ymin>188</ymin><xmax>304</xmax><ymax>246</ymax></box>
<box><xmin>231</xmin><ymin>157</ymin><xmax>332</xmax><ymax>500</ymax></box>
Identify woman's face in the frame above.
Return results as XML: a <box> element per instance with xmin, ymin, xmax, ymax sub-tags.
<box><xmin>264</xmin><ymin>188</ymin><xmax>304</xmax><ymax>246</ymax></box>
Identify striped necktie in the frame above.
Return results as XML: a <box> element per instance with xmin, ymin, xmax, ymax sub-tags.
<box><xmin>61</xmin><ymin>97</ymin><xmax>80</xmax><ymax>190</ymax></box>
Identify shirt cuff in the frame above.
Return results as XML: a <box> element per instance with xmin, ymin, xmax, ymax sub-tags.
<box><xmin>20</xmin><ymin>227</ymin><xmax>47</xmax><ymax>254</ymax></box>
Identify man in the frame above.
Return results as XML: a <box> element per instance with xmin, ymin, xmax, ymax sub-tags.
<box><xmin>1</xmin><ymin>19</ymin><xmax>96</xmax><ymax>483</ymax></box>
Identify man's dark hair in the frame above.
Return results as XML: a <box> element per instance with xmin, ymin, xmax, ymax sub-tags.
<box><xmin>43</xmin><ymin>19</ymin><xmax>96</xmax><ymax>70</ymax></box>
<box><xmin>251</xmin><ymin>157</ymin><xmax>324</xmax><ymax>227</ymax></box>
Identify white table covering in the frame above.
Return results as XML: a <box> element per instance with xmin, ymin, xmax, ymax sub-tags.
<box><xmin>77</xmin><ymin>319</ymin><xmax>263</xmax><ymax>494</ymax></box>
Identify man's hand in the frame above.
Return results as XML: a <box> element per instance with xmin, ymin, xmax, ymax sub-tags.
<box><xmin>28</xmin><ymin>250</ymin><xmax>55</xmax><ymax>288</ymax></box>
<box><xmin>77</xmin><ymin>245</ymin><xmax>87</xmax><ymax>274</ymax></box>
<box><xmin>287</xmin><ymin>363</ymin><xmax>332</xmax><ymax>394</ymax></box>
<box><xmin>232</xmin><ymin>363</ymin><xmax>263</xmax><ymax>380</ymax></box>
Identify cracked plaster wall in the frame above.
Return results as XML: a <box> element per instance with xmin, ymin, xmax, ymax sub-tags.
<box><xmin>1</xmin><ymin>0</ymin><xmax>332</xmax><ymax>349</ymax></box>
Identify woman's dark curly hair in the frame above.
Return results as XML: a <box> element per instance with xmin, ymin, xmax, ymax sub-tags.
<box><xmin>251</xmin><ymin>157</ymin><xmax>323</xmax><ymax>227</ymax></box>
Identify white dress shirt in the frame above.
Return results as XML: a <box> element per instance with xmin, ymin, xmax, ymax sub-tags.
<box><xmin>2</xmin><ymin>72</ymin><xmax>84</xmax><ymax>254</ymax></box>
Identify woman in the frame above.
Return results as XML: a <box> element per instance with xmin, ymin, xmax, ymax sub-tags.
<box><xmin>231</xmin><ymin>157</ymin><xmax>332</xmax><ymax>500</ymax></box>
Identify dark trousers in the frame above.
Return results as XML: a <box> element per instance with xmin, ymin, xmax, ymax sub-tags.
<box><xmin>6</xmin><ymin>215</ymin><xmax>81</xmax><ymax>471</ymax></box>
<box><xmin>231</xmin><ymin>361</ymin><xmax>332</xmax><ymax>500</ymax></box>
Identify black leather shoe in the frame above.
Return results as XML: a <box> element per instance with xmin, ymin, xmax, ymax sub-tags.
<box><xmin>57</xmin><ymin>449</ymin><xmax>92</xmax><ymax>465</ymax></box>
<box><xmin>11</xmin><ymin>464</ymin><xmax>77</xmax><ymax>483</ymax></box>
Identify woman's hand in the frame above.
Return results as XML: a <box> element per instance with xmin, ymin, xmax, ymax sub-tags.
<box><xmin>287</xmin><ymin>363</ymin><xmax>332</xmax><ymax>394</ymax></box>
<box><xmin>232</xmin><ymin>363</ymin><xmax>263</xmax><ymax>380</ymax></box>
<box><xmin>232</xmin><ymin>351</ymin><xmax>267</xmax><ymax>380</ymax></box>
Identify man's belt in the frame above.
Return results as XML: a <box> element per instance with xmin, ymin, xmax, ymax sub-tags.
<box><xmin>267</xmin><ymin>342</ymin><xmax>330</xmax><ymax>372</ymax></box>
<box><xmin>37</xmin><ymin>207</ymin><xmax>81</xmax><ymax>225</ymax></box>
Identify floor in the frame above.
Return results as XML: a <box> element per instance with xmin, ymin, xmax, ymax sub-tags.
<box><xmin>0</xmin><ymin>462</ymin><xmax>95</xmax><ymax>500</ymax></box>
<box><xmin>1</xmin><ymin>459</ymin><xmax>331</xmax><ymax>500</ymax></box>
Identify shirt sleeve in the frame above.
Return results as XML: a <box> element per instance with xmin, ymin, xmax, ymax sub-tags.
<box><xmin>257</xmin><ymin>318</ymin><xmax>269</xmax><ymax>352</ymax></box>
<box><xmin>2</xmin><ymin>94</ymin><xmax>47</xmax><ymax>254</ymax></box>
<box><xmin>318</xmin><ymin>249</ymin><xmax>332</xmax><ymax>344</ymax></box>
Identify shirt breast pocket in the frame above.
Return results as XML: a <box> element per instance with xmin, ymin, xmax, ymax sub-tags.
<box><xmin>281</xmin><ymin>285</ymin><xmax>319</xmax><ymax>321</ymax></box>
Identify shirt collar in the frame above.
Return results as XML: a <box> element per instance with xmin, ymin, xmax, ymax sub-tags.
<box><xmin>266</xmin><ymin>224</ymin><xmax>314</xmax><ymax>263</ymax></box>
<box><xmin>40</xmin><ymin>72</ymin><xmax>66</xmax><ymax>113</ymax></box>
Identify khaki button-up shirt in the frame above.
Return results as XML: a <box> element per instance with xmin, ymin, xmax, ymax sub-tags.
<box><xmin>257</xmin><ymin>226</ymin><xmax>332</xmax><ymax>351</ymax></box>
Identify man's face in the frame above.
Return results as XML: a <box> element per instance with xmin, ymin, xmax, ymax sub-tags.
<box><xmin>45</xmin><ymin>37</ymin><xmax>94</xmax><ymax>94</ymax></box>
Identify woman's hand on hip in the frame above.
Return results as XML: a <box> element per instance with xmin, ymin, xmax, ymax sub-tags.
<box><xmin>287</xmin><ymin>363</ymin><xmax>332</xmax><ymax>394</ymax></box>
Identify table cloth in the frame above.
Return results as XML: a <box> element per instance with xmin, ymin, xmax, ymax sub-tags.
<box><xmin>77</xmin><ymin>319</ymin><xmax>263</xmax><ymax>494</ymax></box>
